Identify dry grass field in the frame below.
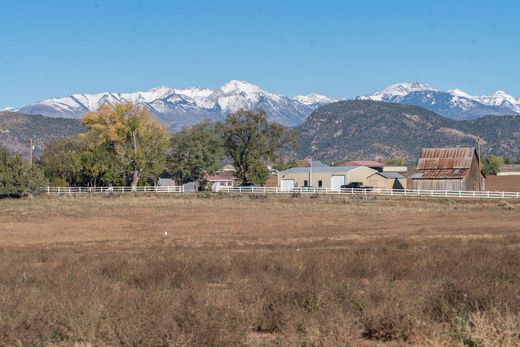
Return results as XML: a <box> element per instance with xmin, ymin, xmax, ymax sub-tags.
<box><xmin>1</xmin><ymin>194</ymin><xmax>520</xmax><ymax>346</ymax></box>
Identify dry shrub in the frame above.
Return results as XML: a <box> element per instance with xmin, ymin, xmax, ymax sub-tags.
<box><xmin>1</xmin><ymin>196</ymin><xmax>520</xmax><ymax>346</ymax></box>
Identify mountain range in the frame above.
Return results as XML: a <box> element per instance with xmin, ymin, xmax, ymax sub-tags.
<box><xmin>17</xmin><ymin>80</ymin><xmax>335</xmax><ymax>130</ymax></box>
<box><xmin>297</xmin><ymin>100</ymin><xmax>520</xmax><ymax>161</ymax></box>
<box><xmin>12</xmin><ymin>81</ymin><xmax>520</xmax><ymax>128</ymax></box>
<box><xmin>2</xmin><ymin>100</ymin><xmax>520</xmax><ymax>162</ymax></box>
<box><xmin>358</xmin><ymin>82</ymin><xmax>520</xmax><ymax>120</ymax></box>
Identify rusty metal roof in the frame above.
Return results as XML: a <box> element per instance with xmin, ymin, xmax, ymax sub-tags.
<box><xmin>411</xmin><ymin>168</ymin><xmax>469</xmax><ymax>179</ymax></box>
<box><xmin>416</xmin><ymin>147</ymin><xmax>476</xmax><ymax>170</ymax></box>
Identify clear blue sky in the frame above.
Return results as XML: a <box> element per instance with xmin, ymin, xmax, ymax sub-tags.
<box><xmin>1</xmin><ymin>0</ymin><xmax>519</xmax><ymax>108</ymax></box>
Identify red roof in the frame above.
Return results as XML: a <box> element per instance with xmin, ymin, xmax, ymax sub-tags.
<box><xmin>337</xmin><ymin>160</ymin><xmax>384</xmax><ymax>168</ymax></box>
<box><xmin>203</xmin><ymin>172</ymin><xmax>235</xmax><ymax>182</ymax></box>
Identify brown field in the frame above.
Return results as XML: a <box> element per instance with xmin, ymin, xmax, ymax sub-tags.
<box><xmin>486</xmin><ymin>175</ymin><xmax>520</xmax><ymax>192</ymax></box>
<box><xmin>1</xmin><ymin>194</ymin><xmax>520</xmax><ymax>346</ymax></box>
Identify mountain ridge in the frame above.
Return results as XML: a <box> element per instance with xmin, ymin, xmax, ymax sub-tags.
<box><xmin>15</xmin><ymin>81</ymin><xmax>520</xmax><ymax>128</ymax></box>
<box><xmin>17</xmin><ymin>80</ymin><xmax>335</xmax><ymax>130</ymax></box>
<box><xmin>297</xmin><ymin>100</ymin><xmax>520</xmax><ymax>161</ymax></box>
<box><xmin>357</xmin><ymin>82</ymin><xmax>520</xmax><ymax>120</ymax></box>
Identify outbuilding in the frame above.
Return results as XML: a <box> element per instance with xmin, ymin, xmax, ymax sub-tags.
<box><xmin>367</xmin><ymin>172</ymin><xmax>407</xmax><ymax>190</ymax></box>
<box><xmin>203</xmin><ymin>172</ymin><xmax>235</xmax><ymax>192</ymax></box>
<box><xmin>411</xmin><ymin>147</ymin><xmax>485</xmax><ymax>191</ymax></box>
<box><xmin>278</xmin><ymin>164</ymin><xmax>377</xmax><ymax>191</ymax></box>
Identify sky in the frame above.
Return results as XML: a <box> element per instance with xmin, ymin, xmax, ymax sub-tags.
<box><xmin>0</xmin><ymin>0</ymin><xmax>519</xmax><ymax>108</ymax></box>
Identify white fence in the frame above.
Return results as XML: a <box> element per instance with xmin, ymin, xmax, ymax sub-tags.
<box><xmin>44</xmin><ymin>186</ymin><xmax>184</xmax><ymax>194</ymax></box>
<box><xmin>41</xmin><ymin>185</ymin><xmax>520</xmax><ymax>200</ymax></box>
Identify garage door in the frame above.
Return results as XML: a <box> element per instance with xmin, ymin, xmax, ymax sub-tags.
<box><xmin>331</xmin><ymin>175</ymin><xmax>345</xmax><ymax>190</ymax></box>
<box><xmin>280</xmin><ymin>179</ymin><xmax>295</xmax><ymax>191</ymax></box>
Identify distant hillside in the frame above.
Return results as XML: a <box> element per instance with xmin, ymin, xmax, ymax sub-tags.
<box><xmin>297</xmin><ymin>100</ymin><xmax>520</xmax><ymax>161</ymax></box>
<box><xmin>0</xmin><ymin>111</ymin><xmax>84</xmax><ymax>157</ymax></box>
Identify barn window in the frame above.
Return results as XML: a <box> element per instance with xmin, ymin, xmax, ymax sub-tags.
<box><xmin>304</xmin><ymin>180</ymin><xmax>309</xmax><ymax>187</ymax></box>
<box><xmin>318</xmin><ymin>180</ymin><xmax>323</xmax><ymax>188</ymax></box>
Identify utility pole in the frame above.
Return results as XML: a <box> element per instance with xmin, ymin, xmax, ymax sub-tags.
<box><xmin>476</xmin><ymin>135</ymin><xmax>482</xmax><ymax>190</ymax></box>
<box><xmin>28</xmin><ymin>139</ymin><xmax>33</xmax><ymax>167</ymax></box>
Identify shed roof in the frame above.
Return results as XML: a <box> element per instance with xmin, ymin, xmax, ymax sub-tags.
<box><xmin>374</xmin><ymin>172</ymin><xmax>406</xmax><ymax>179</ymax></box>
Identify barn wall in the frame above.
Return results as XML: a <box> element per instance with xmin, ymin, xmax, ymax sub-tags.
<box><xmin>463</xmin><ymin>155</ymin><xmax>485</xmax><ymax>191</ymax></box>
<box><xmin>412</xmin><ymin>179</ymin><xmax>463</xmax><ymax>191</ymax></box>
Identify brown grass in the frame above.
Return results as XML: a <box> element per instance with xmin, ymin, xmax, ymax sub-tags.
<box><xmin>1</xmin><ymin>194</ymin><xmax>520</xmax><ymax>346</ymax></box>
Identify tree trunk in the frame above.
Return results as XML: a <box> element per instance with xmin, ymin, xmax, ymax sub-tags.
<box><xmin>131</xmin><ymin>169</ymin><xmax>140</xmax><ymax>190</ymax></box>
<box><xmin>131</xmin><ymin>130</ymin><xmax>140</xmax><ymax>190</ymax></box>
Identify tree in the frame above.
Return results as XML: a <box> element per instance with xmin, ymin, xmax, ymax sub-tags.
<box><xmin>0</xmin><ymin>147</ymin><xmax>46</xmax><ymax>197</ymax></box>
<box><xmin>482</xmin><ymin>155</ymin><xmax>503</xmax><ymax>176</ymax></box>
<box><xmin>40</xmin><ymin>134</ymin><xmax>126</xmax><ymax>187</ymax></box>
<box><xmin>217</xmin><ymin>109</ymin><xmax>297</xmax><ymax>185</ymax></box>
<box><xmin>167</xmin><ymin>122</ymin><xmax>224</xmax><ymax>184</ymax></box>
<box><xmin>81</xmin><ymin>103</ymin><xmax>169</xmax><ymax>188</ymax></box>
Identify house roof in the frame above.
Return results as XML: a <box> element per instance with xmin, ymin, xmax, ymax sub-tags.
<box><xmin>338</xmin><ymin>160</ymin><xmax>384</xmax><ymax>168</ymax></box>
<box><xmin>222</xmin><ymin>164</ymin><xmax>236</xmax><ymax>171</ymax></box>
<box><xmin>280</xmin><ymin>166</ymin><xmax>363</xmax><ymax>174</ymax></box>
<box><xmin>204</xmin><ymin>172</ymin><xmax>235</xmax><ymax>182</ymax></box>
<box><xmin>413</xmin><ymin>147</ymin><xmax>478</xmax><ymax>180</ymax></box>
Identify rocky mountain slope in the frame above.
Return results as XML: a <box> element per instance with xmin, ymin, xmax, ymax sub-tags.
<box><xmin>0</xmin><ymin>111</ymin><xmax>84</xmax><ymax>157</ymax></box>
<box><xmin>297</xmin><ymin>100</ymin><xmax>520</xmax><ymax>161</ymax></box>
<box><xmin>17</xmin><ymin>80</ymin><xmax>335</xmax><ymax>130</ymax></box>
<box><xmin>358</xmin><ymin>82</ymin><xmax>520</xmax><ymax>120</ymax></box>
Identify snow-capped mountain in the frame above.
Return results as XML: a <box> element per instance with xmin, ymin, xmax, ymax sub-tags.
<box><xmin>358</xmin><ymin>82</ymin><xmax>520</xmax><ymax>120</ymax></box>
<box><xmin>17</xmin><ymin>80</ymin><xmax>336</xmax><ymax>130</ymax></box>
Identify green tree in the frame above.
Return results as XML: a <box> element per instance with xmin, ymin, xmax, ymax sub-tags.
<box><xmin>82</xmin><ymin>102</ymin><xmax>169</xmax><ymax>188</ymax></box>
<box><xmin>482</xmin><ymin>155</ymin><xmax>503</xmax><ymax>176</ymax></box>
<box><xmin>167</xmin><ymin>122</ymin><xmax>224</xmax><ymax>184</ymax></box>
<box><xmin>217</xmin><ymin>109</ymin><xmax>297</xmax><ymax>185</ymax></box>
<box><xmin>40</xmin><ymin>134</ymin><xmax>125</xmax><ymax>187</ymax></box>
<box><xmin>0</xmin><ymin>147</ymin><xmax>46</xmax><ymax>197</ymax></box>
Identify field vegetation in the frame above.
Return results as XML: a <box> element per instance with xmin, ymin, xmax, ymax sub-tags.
<box><xmin>1</xmin><ymin>195</ymin><xmax>520</xmax><ymax>346</ymax></box>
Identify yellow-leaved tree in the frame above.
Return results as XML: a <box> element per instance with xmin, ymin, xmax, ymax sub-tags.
<box><xmin>81</xmin><ymin>102</ymin><xmax>169</xmax><ymax>189</ymax></box>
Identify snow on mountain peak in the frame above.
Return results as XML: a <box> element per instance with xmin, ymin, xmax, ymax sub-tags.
<box><xmin>448</xmin><ymin>89</ymin><xmax>475</xmax><ymax>99</ymax></box>
<box><xmin>219</xmin><ymin>80</ymin><xmax>263</xmax><ymax>95</ymax></box>
<box><xmin>294</xmin><ymin>93</ymin><xmax>335</xmax><ymax>106</ymax></box>
<box><xmin>360</xmin><ymin>82</ymin><xmax>436</xmax><ymax>101</ymax></box>
<box><xmin>380</xmin><ymin>82</ymin><xmax>435</xmax><ymax>95</ymax></box>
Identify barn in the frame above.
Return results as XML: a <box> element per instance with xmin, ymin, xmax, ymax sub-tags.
<box><xmin>278</xmin><ymin>164</ymin><xmax>377</xmax><ymax>191</ymax></box>
<box><xmin>411</xmin><ymin>147</ymin><xmax>485</xmax><ymax>191</ymax></box>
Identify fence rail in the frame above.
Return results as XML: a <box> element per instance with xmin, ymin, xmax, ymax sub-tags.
<box><xmin>41</xmin><ymin>185</ymin><xmax>520</xmax><ymax>200</ymax></box>
<box><xmin>43</xmin><ymin>186</ymin><xmax>184</xmax><ymax>194</ymax></box>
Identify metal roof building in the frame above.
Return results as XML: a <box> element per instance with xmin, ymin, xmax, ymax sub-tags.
<box><xmin>278</xmin><ymin>165</ymin><xmax>377</xmax><ymax>190</ymax></box>
<box><xmin>411</xmin><ymin>147</ymin><xmax>485</xmax><ymax>191</ymax></box>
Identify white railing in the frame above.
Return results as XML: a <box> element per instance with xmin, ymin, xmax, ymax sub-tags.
<box><xmin>43</xmin><ymin>186</ymin><xmax>184</xmax><ymax>194</ymax></box>
<box><xmin>217</xmin><ymin>186</ymin><xmax>520</xmax><ymax>199</ymax></box>
<box><xmin>40</xmin><ymin>185</ymin><xmax>520</xmax><ymax>200</ymax></box>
